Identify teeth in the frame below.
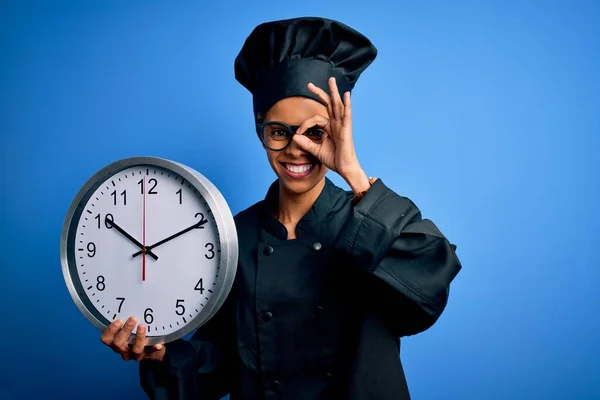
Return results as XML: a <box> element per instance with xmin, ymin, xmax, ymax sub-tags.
<box><xmin>285</xmin><ymin>164</ymin><xmax>312</xmax><ymax>173</ymax></box>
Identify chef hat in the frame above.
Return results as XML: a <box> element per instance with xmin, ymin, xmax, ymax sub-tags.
<box><xmin>234</xmin><ymin>16</ymin><xmax>378</xmax><ymax>121</ymax></box>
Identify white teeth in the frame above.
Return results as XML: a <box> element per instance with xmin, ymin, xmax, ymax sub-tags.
<box><xmin>285</xmin><ymin>164</ymin><xmax>312</xmax><ymax>173</ymax></box>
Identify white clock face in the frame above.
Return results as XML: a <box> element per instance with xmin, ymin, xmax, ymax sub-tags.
<box><xmin>70</xmin><ymin>165</ymin><xmax>221</xmax><ymax>337</ymax></box>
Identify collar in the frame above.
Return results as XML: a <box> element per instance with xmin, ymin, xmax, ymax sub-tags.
<box><xmin>258</xmin><ymin>176</ymin><xmax>351</xmax><ymax>242</ymax></box>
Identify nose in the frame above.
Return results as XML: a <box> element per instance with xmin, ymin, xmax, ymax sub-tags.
<box><xmin>284</xmin><ymin>130</ymin><xmax>307</xmax><ymax>157</ymax></box>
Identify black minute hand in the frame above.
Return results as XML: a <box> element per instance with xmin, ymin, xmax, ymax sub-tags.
<box><xmin>106</xmin><ymin>217</ymin><xmax>159</xmax><ymax>260</ymax></box>
<box><xmin>132</xmin><ymin>219</ymin><xmax>208</xmax><ymax>258</ymax></box>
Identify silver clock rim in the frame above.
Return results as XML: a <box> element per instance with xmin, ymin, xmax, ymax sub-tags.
<box><xmin>60</xmin><ymin>156</ymin><xmax>238</xmax><ymax>345</ymax></box>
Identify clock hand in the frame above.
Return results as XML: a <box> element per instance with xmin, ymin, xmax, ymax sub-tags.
<box><xmin>105</xmin><ymin>216</ymin><xmax>159</xmax><ymax>261</ymax></box>
<box><xmin>131</xmin><ymin>218</ymin><xmax>208</xmax><ymax>258</ymax></box>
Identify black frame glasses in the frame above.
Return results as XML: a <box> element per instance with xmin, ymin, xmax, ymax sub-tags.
<box><xmin>256</xmin><ymin>121</ymin><xmax>325</xmax><ymax>152</ymax></box>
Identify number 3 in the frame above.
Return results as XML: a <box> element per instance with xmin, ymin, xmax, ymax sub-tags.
<box><xmin>205</xmin><ymin>243</ymin><xmax>215</xmax><ymax>259</ymax></box>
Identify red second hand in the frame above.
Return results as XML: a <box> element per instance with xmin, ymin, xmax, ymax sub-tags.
<box><xmin>142</xmin><ymin>175</ymin><xmax>146</xmax><ymax>282</ymax></box>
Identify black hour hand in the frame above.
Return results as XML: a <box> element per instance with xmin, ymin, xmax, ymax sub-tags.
<box><xmin>105</xmin><ymin>217</ymin><xmax>159</xmax><ymax>260</ymax></box>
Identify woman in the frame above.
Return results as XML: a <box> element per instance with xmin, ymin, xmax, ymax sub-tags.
<box><xmin>100</xmin><ymin>16</ymin><xmax>462</xmax><ymax>400</ymax></box>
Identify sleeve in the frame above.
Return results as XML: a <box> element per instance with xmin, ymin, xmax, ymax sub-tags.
<box><xmin>138</xmin><ymin>292</ymin><xmax>236</xmax><ymax>400</ymax></box>
<box><xmin>335</xmin><ymin>178</ymin><xmax>462</xmax><ymax>337</ymax></box>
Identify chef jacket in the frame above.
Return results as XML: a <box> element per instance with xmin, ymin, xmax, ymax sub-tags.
<box><xmin>139</xmin><ymin>177</ymin><xmax>462</xmax><ymax>399</ymax></box>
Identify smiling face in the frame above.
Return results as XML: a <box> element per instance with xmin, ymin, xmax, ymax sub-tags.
<box><xmin>261</xmin><ymin>96</ymin><xmax>329</xmax><ymax>196</ymax></box>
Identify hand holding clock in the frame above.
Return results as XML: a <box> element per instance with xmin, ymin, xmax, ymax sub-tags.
<box><xmin>101</xmin><ymin>317</ymin><xmax>166</xmax><ymax>362</ymax></box>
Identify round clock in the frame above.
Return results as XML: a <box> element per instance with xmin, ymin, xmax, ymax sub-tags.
<box><xmin>60</xmin><ymin>156</ymin><xmax>238</xmax><ymax>345</ymax></box>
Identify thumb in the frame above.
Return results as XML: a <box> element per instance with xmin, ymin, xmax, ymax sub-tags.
<box><xmin>293</xmin><ymin>135</ymin><xmax>321</xmax><ymax>158</ymax></box>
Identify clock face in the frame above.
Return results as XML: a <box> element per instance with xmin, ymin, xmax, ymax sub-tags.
<box><xmin>64</xmin><ymin>162</ymin><xmax>228</xmax><ymax>340</ymax></box>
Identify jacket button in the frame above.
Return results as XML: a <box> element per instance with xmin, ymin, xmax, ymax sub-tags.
<box><xmin>312</xmin><ymin>242</ymin><xmax>322</xmax><ymax>251</ymax></box>
<box><xmin>315</xmin><ymin>306</ymin><xmax>324</xmax><ymax>315</ymax></box>
<box><xmin>263</xmin><ymin>245</ymin><xmax>274</xmax><ymax>255</ymax></box>
<box><xmin>262</xmin><ymin>311</ymin><xmax>273</xmax><ymax>322</ymax></box>
<box><xmin>269</xmin><ymin>380</ymin><xmax>280</xmax><ymax>390</ymax></box>
<box><xmin>323</xmin><ymin>372</ymin><xmax>332</xmax><ymax>381</ymax></box>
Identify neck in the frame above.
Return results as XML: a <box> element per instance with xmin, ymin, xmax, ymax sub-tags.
<box><xmin>276</xmin><ymin>178</ymin><xmax>326</xmax><ymax>225</ymax></box>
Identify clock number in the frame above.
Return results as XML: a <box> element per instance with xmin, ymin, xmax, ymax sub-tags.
<box><xmin>94</xmin><ymin>213</ymin><xmax>113</xmax><ymax>229</ymax></box>
<box><xmin>87</xmin><ymin>242</ymin><xmax>96</xmax><ymax>257</ymax></box>
<box><xmin>96</xmin><ymin>275</ymin><xmax>105</xmax><ymax>291</ymax></box>
<box><xmin>111</xmin><ymin>189</ymin><xmax>126</xmax><ymax>206</ymax></box>
<box><xmin>194</xmin><ymin>278</ymin><xmax>204</xmax><ymax>293</ymax></box>
<box><xmin>144</xmin><ymin>308</ymin><xmax>154</xmax><ymax>324</ymax></box>
<box><xmin>138</xmin><ymin>178</ymin><xmax>158</xmax><ymax>194</ymax></box>
<box><xmin>176</xmin><ymin>189</ymin><xmax>182</xmax><ymax>204</ymax></box>
<box><xmin>205</xmin><ymin>243</ymin><xmax>215</xmax><ymax>259</ymax></box>
<box><xmin>195</xmin><ymin>212</ymin><xmax>206</xmax><ymax>226</ymax></box>
<box><xmin>116</xmin><ymin>297</ymin><xmax>125</xmax><ymax>312</ymax></box>
<box><xmin>175</xmin><ymin>299</ymin><xmax>185</xmax><ymax>316</ymax></box>
<box><xmin>148</xmin><ymin>178</ymin><xmax>158</xmax><ymax>194</ymax></box>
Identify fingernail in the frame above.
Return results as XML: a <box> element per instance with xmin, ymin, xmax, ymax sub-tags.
<box><xmin>127</xmin><ymin>318</ymin><xmax>135</xmax><ymax>326</ymax></box>
<box><xmin>113</xmin><ymin>319</ymin><xmax>122</xmax><ymax>326</ymax></box>
<box><xmin>138</xmin><ymin>325</ymin><xmax>146</xmax><ymax>333</ymax></box>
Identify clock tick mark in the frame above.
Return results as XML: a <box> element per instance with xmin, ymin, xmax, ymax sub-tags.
<box><xmin>101</xmin><ymin>304</ymin><xmax>104</xmax><ymax>308</ymax></box>
<box><xmin>86</xmin><ymin>210</ymin><xmax>92</xmax><ymax>214</ymax></box>
<box><xmin>113</xmin><ymin>313</ymin><xmax>117</xmax><ymax>319</ymax></box>
<box><xmin>111</xmin><ymin>180</ymin><xmax>115</xmax><ymax>187</ymax></box>
<box><xmin>201</xmin><ymin>303</ymin><xmax>205</xmax><ymax>307</ymax></box>
<box><xmin>78</xmin><ymin>248</ymin><xmax>84</xmax><ymax>251</ymax></box>
<box><xmin>182</xmin><ymin>317</ymin><xmax>187</xmax><ymax>323</ymax></box>
<box><xmin>195</xmin><ymin>309</ymin><xmax>199</xmax><ymax>313</ymax></box>
<box><xmin>176</xmin><ymin>321</ymin><xmax>179</xmax><ymax>326</ymax></box>
<box><xmin>87</xmin><ymin>285</ymin><xmax>92</xmax><ymax>290</ymax></box>
<box><xmin>118</xmin><ymin>177</ymin><xmax>121</xmax><ymax>182</ymax></box>
<box><xmin>208</xmin><ymin>289</ymin><xmax>213</xmax><ymax>293</ymax></box>
<box><xmin>146</xmin><ymin>168</ymin><xmax>149</xmax><ymax>175</ymax></box>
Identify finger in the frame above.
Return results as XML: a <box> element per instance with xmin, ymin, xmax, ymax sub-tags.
<box><xmin>307</xmin><ymin>82</ymin><xmax>333</xmax><ymax>117</ymax></box>
<box><xmin>295</xmin><ymin>114</ymin><xmax>330</xmax><ymax>136</ymax></box>
<box><xmin>112</xmin><ymin>316</ymin><xmax>136</xmax><ymax>352</ymax></box>
<box><xmin>153</xmin><ymin>343</ymin><xmax>164</xmax><ymax>351</ymax></box>
<box><xmin>343</xmin><ymin>91</ymin><xmax>352</xmax><ymax>130</ymax></box>
<box><xmin>100</xmin><ymin>319</ymin><xmax>123</xmax><ymax>347</ymax></box>
<box><xmin>292</xmin><ymin>134</ymin><xmax>322</xmax><ymax>158</ymax></box>
<box><xmin>130</xmin><ymin>324</ymin><xmax>147</xmax><ymax>361</ymax></box>
<box><xmin>328</xmin><ymin>77</ymin><xmax>344</xmax><ymax>120</ymax></box>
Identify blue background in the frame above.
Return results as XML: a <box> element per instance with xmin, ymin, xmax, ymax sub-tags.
<box><xmin>1</xmin><ymin>1</ymin><xmax>599</xmax><ymax>399</ymax></box>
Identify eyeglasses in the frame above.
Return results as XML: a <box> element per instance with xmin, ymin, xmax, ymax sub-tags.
<box><xmin>256</xmin><ymin>121</ymin><xmax>326</xmax><ymax>151</ymax></box>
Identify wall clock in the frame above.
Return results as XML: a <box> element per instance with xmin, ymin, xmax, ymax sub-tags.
<box><xmin>60</xmin><ymin>156</ymin><xmax>238</xmax><ymax>345</ymax></box>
